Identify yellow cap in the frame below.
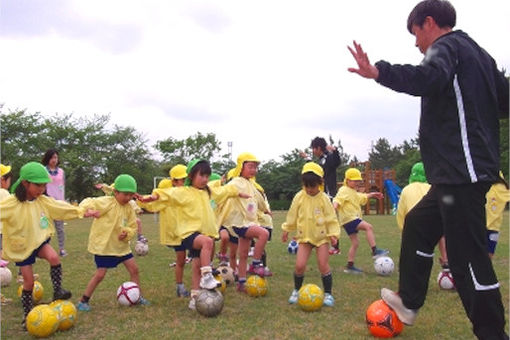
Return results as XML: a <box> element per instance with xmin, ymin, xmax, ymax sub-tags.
<box><xmin>0</xmin><ymin>164</ymin><xmax>12</xmax><ymax>177</ymax></box>
<box><xmin>226</xmin><ymin>168</ymin><xmax>236</xmax><ymax>181</ymax></box>
<box><xmin>301</xmin><ymin>162</ymin><xmax>324</xmax><ymax>178</ymax></box>
<box><xmin>233</xmin><ymin>152</ymin><xmax>260</xmax><ymax>177</ymax></box>
<box><xmin>158</xmin><ymin>178</ymin><xmax>173</xmax><ymax>189</ymax></box>
<box><xmin>345</xmin><ymin>168</ymin><xmax>363</xmax><ymax>181</ymax></box>
<box><xmin>169</xmin><ymin>164</ymin><xmax>187</xmax><ymax>180</ymax></box>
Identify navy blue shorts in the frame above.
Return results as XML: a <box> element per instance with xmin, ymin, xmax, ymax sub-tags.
<box><xmin>233</xmin><ymin>226</ymin><xmax>249</xmax><ymax>239</ymax></box>
<box><xmin>264</xmin><ymin>227</ymin><xmax>273</xmax><ymax>241</ymax></box>
<box><xmin>181</xmin><ymin>232</ymin><xmax>201</xmax><ymax>258</ymax></box>
<box><xmin>15</xmin><ymin>238</ymin><xmax>51</xmax><ymax>266</ymax></box>
<box><xmin>167</xmin><ymin>244</ymin><xmax>186</xmax><ymax>252</ymax></box>
<box><xmin>487</xmin><ymin>230</ymin><xmax>499</xmax><ymax>254</ymax></box>
<box><xmin>343</xmin><ymin>219</ymin><xmax>362</xmax><ymax>235</ymax></box>
<box><xmin>94</xmin><ymin>253</ymin><xmax>134</xmax><ymax>268</ymax></box>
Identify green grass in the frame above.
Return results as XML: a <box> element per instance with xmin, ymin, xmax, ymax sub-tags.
<box><xmin>1</xmin><ymin>211</ymin><xmax>508</xmax><ymax>339</ymax></box>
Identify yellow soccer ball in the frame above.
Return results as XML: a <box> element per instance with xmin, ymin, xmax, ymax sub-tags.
<box><xmin>49</xmin><ymin>299</ymin><xmax>77</xmax><ymax>331</ymax></box>
<box><xmin>297</xmin><ymin>283</ymin><xmax>324</xmax><ymax>312</ymax></box>
<box><xmin>214</xmin><ymin>275</ymin><xmax>227</xmax><ymax>293</ymax></box>
<box><xmin>18</xmin><ymin>280</ymin><xmax>44</xmax><ymax>303</ymax></box>
<box><xmin>26</xmin><ymin>304</ymin><xmax>60</xmax><ymax>338</ymax></box>
<box><xmin>245</xmin><ymin>275</ymin><xmax>268</xmax><ymax>297</ymax></box>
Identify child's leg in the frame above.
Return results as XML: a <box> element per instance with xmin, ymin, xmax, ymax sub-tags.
<box><xmin>237</xmin><ymin>237</ymin><xmax>251</xmax><ymax>281</ymax></box>
<box><xmin>316</xmin><ymin>244</ymin><xmax>333</xmax><ymax>294</ymax></box>
<box><xmin>37</xmin><ymin>243</ymin><xmax>70</xmax><ymax>300</ymax></box>
<box><xmin>229</xmin><ymin>241</ymin><xmax>238</xmax><ymax>272</ymax></box>
<box><xmin>356</xmin><ymin>220</ymin><xmax>376</xmax><ymax>248</ymax></box>
<box><xmin>438</xmin><ymin>236</ymin><xmax>449</xmax><ymax>267</ymax></box>
<box><xmin>19</xmin><ymin>265</ymin><xmax>35</xmax><ymax>323</ymax></box>
<box><xmin>175</xmin><ymin>250</ymin><xmax>186</xmax><ymax>284</ymax></box>
<box><xmin>347</xmin><ymin>233</ymin><xmax>359</xmax><ymax>264</ymax></box>
<box><xmin>54</xmin><ymin>220</ymin><xmax>66</xmax><ymax>255</ymax></box>
<box><xmin>191</xmin><ymin>258</ymin><xmax>200</xmax><ymax>291</ymax></box>
<box><xmin>191</xmin><ymin>235</ymin><xmax>220</xmax><ymax>290</ymax></box>
<box><xmin>295</xmin><ymin>243</ymin><xmax>312</xmax><ymax>288</ymax></box>
<box><xmin>245</xmin><ymin>226</ymin><xmax>269</xmax><ymax>261</ymax></box>
<box><xmin>219</xmin><ymin>229</ymin><xmax>229</xmax><ymax>255</ymax></box>
<box><xmin>81</xmin><ymin>268</ymin><xmax>107</xmax><ymax>302</ymax></box>
<box><xmin>123</xmin><ymin>257</ymin><xmax>140</xmax><ymax>287</ymax></box>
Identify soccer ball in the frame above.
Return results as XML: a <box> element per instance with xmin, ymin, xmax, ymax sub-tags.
<box><xmin>214</xmin><ymin>275</ymin><xmax>227</xmax><ymax>293</ymax></box>
<box><xmin>437</xmin><ymin>270</ymin><xmax>456</xmax><ymax>290</ymax></box>
<box><xmin>26</xmin><ymin>304</ymin><xmax>60</xmax><ymax>338</ymax></box>
<box><xmin>297</xmin><ymin>283</ymin><xmax>324</xmax><ymax>312</ymax></box>
<box><xmin>117</xmin><ymin>281</ymin><xmax>141</xmax><ymax>306</ymax></box>
<box><xmin>195</xmin><ymin>289</ymin><xmax>224</xmax><ymax>317</ymax></box>
<box><xmin>217</xmin><ymin>265</ymin><xmax>235</xmax><ymax>286</ymax></box>
<box><xmin>0</xmin><ymin>267</ymin><xmax>12</xmax><ymax>286</ymax></box>
<box><xmin>366</xmin><ymin>299</ymin><xmax>404</xmax><ymax>338</ymax></box>
<box><xmin>245</xmin><ymin>275</ymin><xmax>268</xmax><ymax>297</ymax></box>
<box><xmin>134</xmin><ymin>241</ymin><xmax>149</xmax><ymax>256</ymax></box>
<box><xmin>49</xmin><ymin>299</ymin><xmax>77</xmax><ymax>331</ymax></box>
<box><xmin>374</xmin><ymin>256</ymin><xmax>395</xmax><ymax>276</ymax></box>
<box><xmin>287</xmin><ymin>240</ymin><xmax>299</xmax><ymax>254</ymax></box>
<box><xmin>18</xmin><ymin>280</ymin><xmax>44</xmax><ymax>303</ymax></box>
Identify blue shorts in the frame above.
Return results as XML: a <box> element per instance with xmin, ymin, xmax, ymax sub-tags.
<box><xmin>15</xmin><ymin>238</ymin><xmax>51</xmax><ymax>266</ymax></box>
<box><xmin>94</xmin><ymin>253</ymin><xmax>134</xmax><ymax>268</ymax></box>
<box><xmin>233</xmin><ymin>226</ymin><xmax>249</xmax><ymax>239</ymax></box>
<box><xmin>264</xmin><ymin>227</ymin><xmax>273</xmax><ymax>241</ymax></box>
<box><xmin>181</xmin><ymin>232</ymin><xmax>201</xmax><ymax>258</ymax></box>
<box><xmin>343</xmin><ymin>219</ymin><xmax>362</xmax><ymax>235</ymax></box>
<box><xmin>167</xmin><ymin>244</ymin><xmax>186</xmax><ymax>252</ymax></box>
<box><xmin>487</xmin><ymin>230</ymin><xmax>499</xmax><ymax>255</ymax></box>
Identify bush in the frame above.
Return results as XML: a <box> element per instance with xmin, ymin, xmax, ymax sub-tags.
<box><xmin>268</xmin><ymin>199</ymin><xmax>291</xmax><ymax>210</ymax></box>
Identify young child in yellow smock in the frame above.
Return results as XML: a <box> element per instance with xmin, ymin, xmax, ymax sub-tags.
<box><xmin>139</xmin><ymin>160</ymin><xmax>245</xmax><ymax>310</ymax></box>
<box><xmin>221</xmin><ymin>152</ymin><xmax>272</xmax><ymax>292</ymax></box>
<box><xmin>77</xmin><ymin>174</ymin><xmax>150</xmax><ymax>311</ymax></box>
<box><xmin>138</xmin><ymin>164</ymin><xmax>190</xmax><ymax>297</ymax></box>
<box><xmin>282</xmin><ymin>162</ymin><xmax>340</xmax><ymax>306</ymax></box>
<box><xmin>333</xmin><ymin>168</ymin><xmax>388</xmax><ymax>274</ymax></box>
<box><xmin>485</xmin><ymin>172</ymin><xmax>510</xmax><ymax>259</ymax></box>
<box><xmin>0</xmin><ymin>162</ymin><xmax>96</xmax><ymax>328</ymax></box>
<box><xmin>0</xmin><ymin>163</ymin><xmax>13</xmax><ymax>305</ymax></box>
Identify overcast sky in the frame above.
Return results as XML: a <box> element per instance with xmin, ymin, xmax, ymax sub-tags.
<box><xmin>1</xmin><ymin>1</ymin><xmax>509</xmax><ymax>163</ymax></box>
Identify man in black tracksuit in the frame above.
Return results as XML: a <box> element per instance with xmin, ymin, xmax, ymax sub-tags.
<box><xmin>348</xmin><ymin>1</ymin><xmax>508</xmax><ymax>339</ymax></box>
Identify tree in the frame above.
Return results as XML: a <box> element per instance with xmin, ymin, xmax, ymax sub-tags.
<box><xmin>368</xmin><ymin>138</ymin><xmax>403</xmax><ymax>170</ymax></box>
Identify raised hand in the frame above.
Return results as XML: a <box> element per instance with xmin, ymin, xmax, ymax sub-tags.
<box><xmin>347</xmin><ymin>40</ymin><xmax>379</xmax><ymax>80</ymax></box>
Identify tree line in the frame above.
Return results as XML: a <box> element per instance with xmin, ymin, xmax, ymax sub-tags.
<box><xmin>1</xmin><ymin>109</ymin><xmax>508</xmax><ymax>208</ymax></box>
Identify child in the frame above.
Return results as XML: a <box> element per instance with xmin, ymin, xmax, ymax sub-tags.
<box><xmin>333</xmin><ymin>168</ymin><xmax>388</xmax><ymax>274</ymax></box>
<box><xmin>282</xmin><ymin>162</ymin><xmax>340</xmax><ymax>306</ymax></box>
<box><xmin>138</xmin><ymin>164</ymin><xmax>190</xmax><ymax>297</ymax></box>
<box><xmin>95</xmin><ymin>182</ymin><xmax>148</xmax><ymax>244</ymax></box>
<box><xmin>0</xmin><ymin>162</ymin><xmax>96</xmax><ymax>328</ymax></box>
<box><xmin>77</xmin><ymin>174</ymin><xmax>149</xmax><ymax>311</ymax></box>
<box><xmin>222</xmin><ymin>152</ymin><xmax>272</xmax><ymax>292</ymax></box>
<box><xmin>253</xmin><ymin>179</ymin><xmax>273</xmax><ymax>275</ymax></box>
<box><xmin>485</xmin><ymin>172</ymin><xmax>510</xmax><ymax>259</ymax></box>
<box><xmin>139</xmin><ymin>160</ymin><xmax>245</xmax><ymax>310</ymax></box>
<box><xmin>0</xmin><ymin>163</ymin><xmax>13</xmax><ymax>305</ymax></box>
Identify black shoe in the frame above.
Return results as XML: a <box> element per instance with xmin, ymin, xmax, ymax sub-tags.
<box><xmin>53</xmin><ymin>288</ymin><xmax>72</xmax><ymax>301</ymax></box>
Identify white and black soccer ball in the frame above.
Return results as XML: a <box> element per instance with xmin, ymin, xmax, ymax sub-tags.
<box><xmin>374</xmin><ymin>256</ymin><xmax>394</xmax><ymax>276</ymax></box>
<box><xmin>287</xmin><ymin>240</ymin><xmax>299</xmax><ymax>254</ymax></box>
<box><xmin>437</xmin><ymin>270</ymin><xmax>456</xmax><ymax>290</ymax></box>
<box><xmin>217</xmin><ymin>265</ymin><xmax>235</xmax><ymax>286</ymax></box>
<box><xmin>195</xmin><ymin>289</ymin><xmax>224</xmax><ymax>317</ymax></box>
<box><xmin>0</xmin><ymin>267</ymin><xmax>12</xmax><ymax>287</ymax></box>
<box><xmin>134</xmin><ymin>241</ymin><xmax>149</xmax><ymax>256</ymax></box>
<box><xmin>117</xmin><ymin>281</ymin><xmax>141</xmax><ymax>306</ymax></box>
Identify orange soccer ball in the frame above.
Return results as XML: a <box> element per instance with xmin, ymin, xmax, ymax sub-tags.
<box><xmin>366</xmin><ymin>299</ymin><xmax>404</xmax><ymax>338</ymax></box>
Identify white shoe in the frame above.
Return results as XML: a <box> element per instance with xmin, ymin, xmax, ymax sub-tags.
<box><xmin>200</xmin><ymin>272</ymin><xmax>221</xmax><ymax>290</ymax></box>
<box><xmin>248</xmin><ymin>247</ymin><xmax>254</xmax><ymax>257</ymax></box>
<box><xmin>288</xmin><ymin>289</ymin><xmax>298</xmax><ymax>304</ymax></box>
<box><xmin>188</xmin><ymin>298</ymin><xmax>196</xmax><ymax>310</ymax></box>
<box><xmin>380</xmin><ymin>288</ymin><xmax>418</xmax><ymax>325</ymax></box>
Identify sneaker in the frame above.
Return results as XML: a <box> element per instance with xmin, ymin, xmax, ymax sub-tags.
<box><xmin>188</xmin><ymin>297</ymin><xmax>196</xmax><ymax>310</ymax></box>
<box><xmin>0</xmin><ymin>259</ymin><xmax>8</xmax><ymax>267</ymax></box>
<box><xmin>263</xmin><ymin>266</ymin><xmax>273</xmax><ymax>277</ymax></box>
<box><xmin>236</xmin><ymin>282</ymin><xmax>246</xmax><ymax>293</ymax></box>
<box><xmin>59</xmin><ymin>249</ymin><xmax>68</xmax><ymax>257</ymax></box>
<box><xmin>169</xmin><ymin>262</ymin><xmax>176</xmax><ymax>268</ymax></box>
<box><xmin>138</xmin><ymin>296</ymin><xmax>150</xmax><ymax>305</ymax></box>
<box><xmin>176</xmin><ymin>285</ymin><xmax>190</xmax><ymax>297</ymax></box>
<box><xmin>380</xmin><ymin>288</ymin><xmax>418</xmax><ymax>325</ymax></box>
<box><xmin>343</xmin><ymin>266</ymin><xmax>363</xmax><ymax>274</ymax></box>
<box><xmin>328</xmin><ymin>247</ymin><xmax>341</xmax><ymax>255</ymax></box>
<box><xmin>218</xmin><ymin>254</ymin><xmax>229</xmax><ymax>266</ymax></box>
<box><xmin>1</xmin><ymin>294</ymin><xmax>12</xmax><ymax>305</ymax></box>
<box><xmin>185</xmin><ymin>257</ymin><xmax>192</xmax><ymax>264</ymax></box>
<box><xmin>372</xmin><ymin>248</ymin><xmax>389</xmax><ymax>259</ymax></box>
<box><xmin>200</xmin><ymin>272</ymin><xmax>221</xmax><ymax>290</ymax></box>
<box><xmin>323</xmin><ymin>293</ymin><xmax>335</xmax><ymax>307</ymax></box>
<box><xmin>77</xmin><ymin>301</ymin><xmax>91</xmax><ymax>312</ymax></box>
<box><xmin>53</xmin><ymin>288</ymin><xmax>72</xmax><ymax>301</ymax></box>
<box><xmin>288</xmin><ymin>289</ymin><xmax>298</xmax><ymax>304</ymax></box>
<box><xmin>248</xmin><ymin>264</ymin><xmax>269</xmax><ymax>277</ymax></box>
<box><xmin>138</xmin><ymin>235</ymin><xmax>148</xmax><ymax>244</ymax></box>
<box><xmin>248</xmin><ymin>247</ymin><xmax>254</xmax><ymax>257</ymax></box>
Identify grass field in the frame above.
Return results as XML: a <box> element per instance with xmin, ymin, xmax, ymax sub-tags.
<box><xmin>1</xmin><ymin>211</ymin><xmax>508</xmax><ymax>339</ymax></box>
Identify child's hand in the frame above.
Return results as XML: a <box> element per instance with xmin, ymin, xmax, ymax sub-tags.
<box><xmin>281</xmin><ymin>231</ymin><xmax>288</xmax><ymax>242</ymax></box>
<box><xmin>239</xmin><ymin>193</ymin><xmax>251</xmax><ymax>199</ymax></box>
<box><xmin>94</xmin><ymin>183</ymin><xmax>103</xmax><ymax>190</ymax></box>
<box><xmin>369</xmin><ymin>192</ymin><xmax>383</xmax><ymax>200</ymax></box>
<box><xmin>333</xmin><ymin>201</ymin><xmax>339</xmax><ymax>210</ymax></box>
<box><xmin>118</xmin><ymin>231</ymin><xmax>127</xmax><ymax>241</ymax></box>
<box><xmin>137</xmin><ymin>194</ymin><xmax>158</xmax><ymax>203</ymax></box>
<box><xmin>265</xmin><ymin>210</ymin><xmax>273</xmax><ymax>217</ymax></box>
<box><xmin>330</xmin><ymin>236</ymin><xmax>338</xmax><ymax>247</ymax></box>
<box><xmin>84</xmin><ymin>209</ymin><xmax>100</xmax><ymax>218</ymax></box>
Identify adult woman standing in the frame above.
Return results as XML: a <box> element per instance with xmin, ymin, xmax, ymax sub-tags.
<box><xmin>42</xmin><ymin>149</ymin><xmax>68</xmax><ymax>257</ymax></box>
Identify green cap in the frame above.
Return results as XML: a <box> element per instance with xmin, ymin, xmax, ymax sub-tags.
<box><xmin>184</xmin><ymin>159</ymin><xmax>205</xmax><ymax>186</ymax></box>
<box><xmin>209</xmin><ymin>172</ymin><xmax>221</xmax><ymax>181</ymax></box>
<box><xmin>409</xmin><ymin>162</ymin><xmax>427</xmax><ymax>184</ymax></box>
<box><xmin>10</xmin><ymin>162</ymin><xmax>51</xmax><ymax>193</ymax></box>
<box><xmin>113</xmin><ymin>174</ymin><xmax>137</xmax><ymax>193</ymax></box>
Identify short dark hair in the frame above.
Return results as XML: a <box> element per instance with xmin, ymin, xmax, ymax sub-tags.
<box><xmin>15</xmin><ymin>182</ymin><xmax>28</xmax><ymax>202</ymax></box>
<box><xmin>302</xmin><ymin>172</ymin><xmax>323</xmax><ymax>188</ymax></box>
<box><xmin>41</xmin><ymin>149</ymin><xmax>60</xmax><ymax>166</ymax></box>
<box><xmin>1</xmin><ymin>171</ymin><xmax>12</xmax><ymax>180</ymax></box>
<box><xmin>310</xmin><ymin>137</ymin><xmax>327</xmax><ymax>152</ymax></box>
<box><xmin>407</xmin><ymin>0</ymin><xmax>456</xmax><ymax>34</ymax></box>
<box><xmin>188</xmin><ymin>160</ymin><xmax>212</xmax><ymax>195</ymax></box>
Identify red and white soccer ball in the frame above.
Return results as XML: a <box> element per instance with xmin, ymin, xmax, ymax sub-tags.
<box><xmin>437</xmin><ymin>270</ymin><xmax>456</xmax><ymax>290</ymax></box>
<box><xmin>117</xmin><ymin>281</ymin><xmax>141</xmax><ymax>306</ymax></box>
